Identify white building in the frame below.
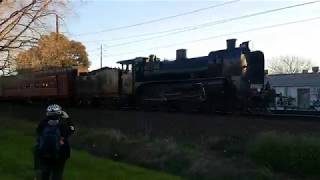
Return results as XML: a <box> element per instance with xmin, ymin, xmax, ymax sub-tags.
<box><xmin>266</xmin><ymin>69</ymin><xmax>320</xmax><ymax>110</ymax></box>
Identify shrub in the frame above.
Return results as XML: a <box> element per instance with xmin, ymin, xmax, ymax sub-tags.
<box><xmin>74</xmin><ymin>129</ymin><xmax>194</xmax><ymax>173</ymax></box>
<box><xmin>127</xmin><ymin>138</ymin><xmax>194</xmax><ymax>175</ymax></box>
<box><xmin>248</xmin><ymin>132</ymin><xmax>320</xmax><ymax>177</ymax></box>
<box><xmin>72</xmin><ymin>128</ymin><xmax>131</xmax><ymax>160</ymax></box>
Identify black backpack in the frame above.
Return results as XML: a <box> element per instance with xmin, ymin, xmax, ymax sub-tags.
<box><xmin>38</xmin><ymin>121</ymin><xmax>61</xmax><ymax>160</ymax></box>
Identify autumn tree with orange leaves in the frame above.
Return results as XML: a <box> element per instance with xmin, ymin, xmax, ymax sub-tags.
<box><xmin>16</xmin><ymin>32</ymin><xmax>89</xmax><ymax>71</ymax></box>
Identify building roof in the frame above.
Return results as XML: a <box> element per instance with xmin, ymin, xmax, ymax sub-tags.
<box><xmin>266</xmin><ymin>73</ymin><xmax>320</xmax><ymax>87</ymax></box>
<box><xmin>117</xmin><ymin>57</ymin><xmax>147</xmax><ymax>64</ymax></box>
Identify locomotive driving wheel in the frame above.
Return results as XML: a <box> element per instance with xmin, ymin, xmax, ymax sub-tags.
<box><xmin>136</xmin><ymin>85</ymin><xmax>165</xmax><ymax>111</ymax></box>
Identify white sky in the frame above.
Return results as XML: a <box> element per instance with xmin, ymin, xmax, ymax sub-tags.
<box><xmin>63</xmin><ymin>0</ymin><xmax>320</xmax><ymax>70</ymax></box>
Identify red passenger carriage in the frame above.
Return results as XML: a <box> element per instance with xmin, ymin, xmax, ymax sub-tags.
<box><xmin>0</xmin><ymin>68</ymin><xmax>77</xmax><ymax>101</ymax></box>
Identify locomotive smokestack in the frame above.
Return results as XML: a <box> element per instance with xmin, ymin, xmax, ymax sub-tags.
<box><xmin>312</xmin><ymin>66</ymin><xmax>319</xmax><ymax>73</ymax></box>
<box><xmin>240</xmin><ymin>41</ymin><xmax>249</xmax><ymax>49</ymax></box>
<box><xmin>176</xmin><ymin>49</ymin><xmax>187</xmax><ymax>61</ymax></box>
<box><xmin>226</xmin><ymin>39</ymin><xmax>237</xmax><ymax>50</ymax></box>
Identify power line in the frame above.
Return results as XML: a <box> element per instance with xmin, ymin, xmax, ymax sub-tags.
<box><xmin>87</xmin><ymin>48</ymin><xmax>101</xmax><ymax>53</ymax></box>
<box><xmin>83</xmin><ymin>27</ymin><xmax>186</xmax><ymax>43</ymax></box>
<box><xmin>82</xmin><ymin>0</ymin><xmax>320</xmax><ymax>44</ymax></box>
<box><xmin>72</xmin><ymin>0</ymin><xmax>240</xmax><ymax>37</ymax></box>
<box><xmin>93</xmin><ymin>0</ymin><xmax>320</xmax><ymax>48</ymax></box>
<box><xmin>104</xmin><ymin>16</ymin><xmax>320</xmax><ymax>58</ymax></box>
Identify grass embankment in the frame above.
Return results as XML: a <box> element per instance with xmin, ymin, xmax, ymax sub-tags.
<box><xmin>249</xmin><ymin>132</ymin><xmax>320</xmax><ymax>178</ymax></box>
<box><xmin>71</xmin><ymin>127</ymin><xmax>275</xmax><ymax>180</ymax></box>
<box><xmin>75</xmin><ymin>128</ymin><xmax>320</xmax><ymax>180</ymax></box>
<box><xmin>3</xmin><ymin>108</ymin><xmax>320</xmax><ymax>180</ymax></box>
<box><xmin>0</xmin><ymin>119</ymin><xmax>181</xmax><ymax>180</ymax></box>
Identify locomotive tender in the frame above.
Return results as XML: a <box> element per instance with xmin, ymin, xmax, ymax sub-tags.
<box><xmin>0</xmin><ymin>39</ymin><xmax>265</xmax><ymax>112</ymax></box>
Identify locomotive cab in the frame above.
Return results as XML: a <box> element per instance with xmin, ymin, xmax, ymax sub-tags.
<box><xmin>117</xmin><ymin>59</ymin><xmax>138</xmax><ymax>96</ymax></box>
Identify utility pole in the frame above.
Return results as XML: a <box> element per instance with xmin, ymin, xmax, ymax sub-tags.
<box><xmin>55</xmin><ymin>14</ymin><xmax>59</xmax><ymax>40</ymax></box>
<box><xmin>100</xmin><ymin>44</ymin><xmax>103</xmax><ymax>69</ymax></box>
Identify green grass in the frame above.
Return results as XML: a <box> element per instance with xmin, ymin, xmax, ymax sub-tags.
<box><xmin>0</xmin><ymin>122</ymin><xmax>182</xmax><ymax>180</ymax></box>
<box><xmin>248</xmin><ymin>132</ymin><xmax>320</xmax><ymax>177</ymax></box>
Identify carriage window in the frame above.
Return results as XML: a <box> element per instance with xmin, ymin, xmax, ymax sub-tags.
<box><xmin>35</xmin><ymin>82</ymin><xmax>41</xmax><ymax>88</ymax></box>
<box><xmin>126</xmin><ymin>64</ymin><xmax>132</xmax><ymax>71</ymax></box>
<box><xmin>123</xmin><ymin>64</ymin><xmax>132</xmax><ymax>74</ymax></box>
<box><xmin>49</xmin><ymin>81</ymin><xmax>56</xmax><ymax>87</ymax></box>
<box><xmin>42</xmin><ymin>83</ymin><xmax>49</xmax><ymax>88</ymax></box>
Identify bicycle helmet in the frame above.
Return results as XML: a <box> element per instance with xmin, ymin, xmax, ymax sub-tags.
<box><xmin>46</xmin><ymin>104</ymin><xmax>62</xmax><ymax>116</ymax></box>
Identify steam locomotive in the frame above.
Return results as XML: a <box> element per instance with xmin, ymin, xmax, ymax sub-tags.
<box><xmin>0</xmin><ymin>39</ymin><xmax>266</xmax><ymax>112</ymax></box>
<box><xmin>123</xmin><ymin>39</ymin><xmax>265</xmax><ymax>111</ymax></box>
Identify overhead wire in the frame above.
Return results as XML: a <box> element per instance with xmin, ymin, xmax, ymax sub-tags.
<box><xmin>83</xmin><ymin>27</ymin><xmax>186</xmax><ymax>43</ymax></box>
<box><xmin>71</xmin><ymin>0</ymin><xmax>240</xmax><ymax>37</ymax></box>
<box><xmin>104</xmin><ymin>16</ymin><xmax>320</xmax><ymax>58</ymax></box>
<box><xmin>92</xmin><ymin>0</ymin><xmax>320</xmax><ymax>48</ymax></box>
<box><xmin>82</xmin><ymin>0</ymin><xmax>320</xmax><ymax>44</ymax></box>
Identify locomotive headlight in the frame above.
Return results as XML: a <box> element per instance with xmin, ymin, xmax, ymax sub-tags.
<box><xmin>240</xmin><ymin>54</ymin><xmax>248</xmax><ymax>75</ymax></box>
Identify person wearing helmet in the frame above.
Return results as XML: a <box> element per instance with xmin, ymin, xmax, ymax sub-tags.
<box><xmin>34</xmin><ymin>104</ymin><xmax>75</xmax><ymax>180</ymax></box>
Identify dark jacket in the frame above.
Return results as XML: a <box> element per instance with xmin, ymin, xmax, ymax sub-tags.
<box><xmin>36</xmin><ymin>115</ymin><xmax>75</xmax><ymax>160</ymax></box>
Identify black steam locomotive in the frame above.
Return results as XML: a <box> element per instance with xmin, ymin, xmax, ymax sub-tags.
<box><xmin>0</xmin><ymin>39</ymin><xmax>267</xmax><ymax>112</ymax></box>
<box><xmin>117</xmin><ymin>39</ymin><xmax>265</xmax><ymax>111</ymax></box>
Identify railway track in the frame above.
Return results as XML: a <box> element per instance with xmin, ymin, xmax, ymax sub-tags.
<box><xmin>119</xmin><ymin>104</ymin><xmax>320</xmax><ymax>122</ymax></box>
<box><xmin>245</xmin><ymin>112</ymin><xmax>320</xmax><ymax>121</ymax></box>
<box><xmin>1</xmin><ymin>101</ymin><xmax>320</xmax><ymax>125</ymax></box>
<box><xmin>2</xmin><ymin>102</ymin><xmax>320</xmax><ymax>140</ymax></box>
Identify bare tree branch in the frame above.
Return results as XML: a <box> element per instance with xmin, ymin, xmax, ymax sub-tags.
<box><xmin>0</xmin><ymin>0</ymin><xmax>68</xmax><ymax>75</ymax></box>
<box><xmin>268</xmin><ymin>56</ymin><xmax>313</xmax><ymax>74</ymax></box>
